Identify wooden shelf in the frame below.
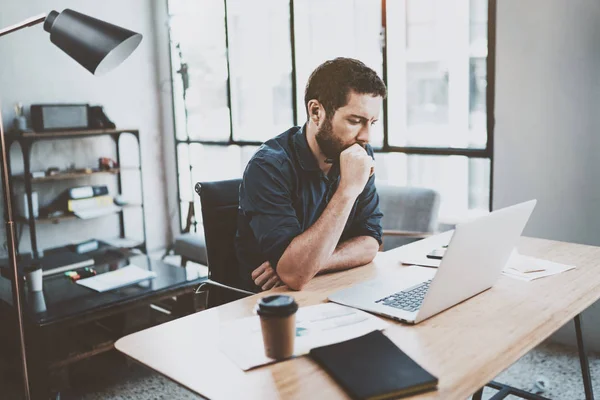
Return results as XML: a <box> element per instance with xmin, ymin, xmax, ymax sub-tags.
<box><xmin>9</xmin><ymin>128</ymin><xmax>138</xmax><ymax>140</ymax></box>
<box><xmin>18</xmin><ymin>204</ymin><xmax>142</xmax><ymax>224</ymax></box>
<box><xmin>13</xmin><ymin>168</ymin><xmax>120</xmax><ymax>182</ymax></box>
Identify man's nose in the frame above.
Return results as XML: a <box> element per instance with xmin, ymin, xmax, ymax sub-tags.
<box><xmin>356</xmin><ymin>125</ymin><xmax>371</xmax><ymax>145</ymax></box>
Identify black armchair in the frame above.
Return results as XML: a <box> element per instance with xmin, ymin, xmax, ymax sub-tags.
<box><xmin>195</xmin><ymin>179</ymin><xmax>253</xmax><ymax>308</ymax></box>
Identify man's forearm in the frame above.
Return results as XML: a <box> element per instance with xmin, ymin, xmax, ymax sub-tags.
<box><xmin>319</xmin><ymin>236</ymin><xmax>379</xmax><ymax>274</ymax></box>
<box><xmin>276</xmin><ymin>189</ymin><xmax>356</xmax><ymax>290</ymax></box>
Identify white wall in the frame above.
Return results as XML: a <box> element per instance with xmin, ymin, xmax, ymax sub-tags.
<box><xmin>495</xmin><ymin>0</ymin><xmax>600</xmax><ymax>350</ymax></box>
<box><xmin>0</xmin><ymin>0</ymin><xmax>171</xmax><ymax>253</ymax></box>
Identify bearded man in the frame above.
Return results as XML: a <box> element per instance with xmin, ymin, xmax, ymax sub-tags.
<box><xmin>235</xmin><ymin>57</ymin><xmax>386</xmax><ymax>292</ymax></box>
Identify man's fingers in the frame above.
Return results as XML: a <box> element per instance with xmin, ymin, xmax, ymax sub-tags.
<box><xmin>348</xmin><ymin>143</ymin><xmax>367</xmax><ymax>154</ymax></box>
<box><xmin>262</xmin><ymin>275</ymin><xmax>281</xmax><ymax>291</ymax></box>
<box><xmin>251</xmin><ymin>265</ymin><xmax>264</xmax><ymax>280</ymax></box>
<box><xmin>251</xmin><ymin>261</ymin><xmax>270</xmax><ymax>280</ymax></box>
<box><xmin>254</xmin><ymin>269</ymin><xmax>274</xmax><ymax>287</ymax></box>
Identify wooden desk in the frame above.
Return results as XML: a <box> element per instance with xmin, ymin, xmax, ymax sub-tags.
<box><xmin>115</xmin><ymin>236</ymin><xmax>600</xmax><ymax>399</ymax></box>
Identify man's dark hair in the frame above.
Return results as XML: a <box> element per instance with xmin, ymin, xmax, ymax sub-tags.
<box><xmin>304</xmin><ymin>57</ymin><xmax>387</xmax><ymax>118</ymax></box>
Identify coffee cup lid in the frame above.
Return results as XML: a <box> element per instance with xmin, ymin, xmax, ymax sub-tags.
<box><xmin>256</xmin><ymin>295</ymin><xmax>298</xmax><ymax>317</ymax></box>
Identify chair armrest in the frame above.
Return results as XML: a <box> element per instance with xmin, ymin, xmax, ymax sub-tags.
<box><xmin>382</xmin><ymin>229</ymin><xmax>434</xmax><ymax>239</ymax></box>
<box><xmin>195</xmin><ymin>279</ymin><xmax>254</xmax><ymax>297</ymax></box>
<box><xmin>379</xmin><ymin>230</ymin><xmax>435</xmax><ymax>252</ymax></box>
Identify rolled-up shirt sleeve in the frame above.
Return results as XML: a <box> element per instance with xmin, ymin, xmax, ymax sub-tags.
<box><xmin>344</xmin><ymin>144</ymin><xmax>383</xmax><ymax>245</ymax></box>
<box><xmin>345</xmin><ymin>173</ymin><xmax>383</xmax><ymax>245</ymax></box>
<box><xmin>239</xmin><ymin>156</ymin><xmax>302</xmax><ymax>269</ymax></box>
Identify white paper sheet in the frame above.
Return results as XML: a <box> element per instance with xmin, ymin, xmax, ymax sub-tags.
<box><xmin>76</xmin><ymin>265</ymin><xmax>157</xmax><ymax>292</ymax></box>
<box><xmin>219</xmin><ymin>303</ymin><xmax>388</xmax><ymax>371</ymax></box>
<box><xmin>395</xmin><ymin>241</ymin><xmax>576</xmax><ymax>282</ymax></box>
<box><xmin>102</xmin><ymin>237</ymin><xmax>144</xmax><ymax>249</ymax></box>
<box><xmin>74</xmin><ymin>205</ymin><xmax>122</xmax><ymax>219</ymax></box>
<box><xmin>502</xmin><ymin>254</ymin><xmax>575</xmax><ymax>281</ymax></box>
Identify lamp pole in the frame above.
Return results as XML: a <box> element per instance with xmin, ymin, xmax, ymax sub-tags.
<box><xmin>0</xmin><ymin>15</ymin><xmax>49</xmax><ymax>400</ymax></box>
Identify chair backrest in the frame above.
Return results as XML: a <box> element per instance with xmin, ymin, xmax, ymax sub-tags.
<box><xmin>195</xmin><ymin>179</ymin><xmax>245</xmax><ymax>307</ymax></box>
<box><xmin>377</xmin><ymin>184</ymin><xmax>441</xmax><ymax>250</ymax></box>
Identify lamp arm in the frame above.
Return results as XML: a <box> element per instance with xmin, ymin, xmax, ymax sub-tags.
<box><xmin>0</xmin><ymin>13</ymin><xmax>46</xmax><ymax>38</ymax></box>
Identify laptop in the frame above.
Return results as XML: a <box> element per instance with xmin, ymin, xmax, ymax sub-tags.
<box><xmin>328</xmin><ymin>200</ymin><xmax>536</xmax><ymax>324</ymax></box>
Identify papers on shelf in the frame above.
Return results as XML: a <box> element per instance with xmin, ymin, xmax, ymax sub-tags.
<box><xmin>76</xmin><ymin>265</ymin><xmax>156</xmax><ymax>292</ymax></box>
<box><xmin>74</xmin><ymin>205</ymin><xmax>122</xmax><ymax>219</ymax></box>
<box><xmin>102</xmin><ymin>237</ymin><xmax>144</xmax><ymax>249</ymax></box>
<box><xmin>219</xmin><ymin>303</ymin><xmax>388</xmax><ymax>371</ymax></box>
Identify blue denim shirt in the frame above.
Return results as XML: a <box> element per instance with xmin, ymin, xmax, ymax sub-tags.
<box><xmin>235</xmin><ymin>125</ymin><xmax>383</xmax><ymax>291</ymax></box>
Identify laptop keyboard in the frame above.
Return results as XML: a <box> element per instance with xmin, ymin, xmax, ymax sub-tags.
<box><xmin>375</xmin><ymin>280</ymin><xmax>432</xmax><ymax>312</ymax></box>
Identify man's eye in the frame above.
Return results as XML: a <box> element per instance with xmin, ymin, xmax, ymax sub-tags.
<box><xmin>349</xmin><ymin>119</ymin><xmax>361</xmax><ymax>124</ymax></box>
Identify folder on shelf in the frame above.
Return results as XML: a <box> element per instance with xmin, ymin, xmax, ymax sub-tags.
<box><xmin>68</xmin><ymin>195</ymin><xmax>114</xmax><ymax>212</ymax></box>
<box><xmin>68</xmin><ymin>185</ymin><xmax>109</xmax><ymax>200</ymax></box>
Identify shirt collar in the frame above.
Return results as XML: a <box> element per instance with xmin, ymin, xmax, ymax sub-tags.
<box><xmin>292</xmin><ymin>124</ymin><xmax>321</xmax><ymax>172</ymax></box>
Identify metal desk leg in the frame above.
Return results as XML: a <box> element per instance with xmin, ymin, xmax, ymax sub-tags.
<box><xmin>472</xmin><ymin>313</ymin><xmax>594</xmax><ymax>400</ymax></box>
<box><xmin>575</xmin><ymin>314</ymin><xmax>594</xmax><ymax>400</ymax></box>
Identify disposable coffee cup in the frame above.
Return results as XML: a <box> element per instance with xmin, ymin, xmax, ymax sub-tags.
<box><xmin>29</xmin><ymin>291</ymin><xmax>47</xmax><ymax>313</ymax></box>
<box><xmin>256</xmin><ymin>295</ymin><xmax>298</xmax><ymax>360</ymax></box>
<box><xmin>24</xmin><ymin>261</ymin><xmax>43</xmax><ymax>292</ymax></box>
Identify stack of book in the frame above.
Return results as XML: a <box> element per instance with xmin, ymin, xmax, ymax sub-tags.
<box><xmin>46</xmin><ymin>185</ymin><xmax>121</xmax><ymax>219</ymax></box>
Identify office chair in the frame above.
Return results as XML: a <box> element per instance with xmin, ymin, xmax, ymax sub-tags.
<box><xmin>162</xmin><ymin>201</ymin><xmax>209</xmax><ymax>267</ymax></box>
<box><xmin>377</xmin><ymin>185</ymin><xmax>441</xmax><ymax>251</ymax></box>
<box><xmin>195</xmin><ymin>179</ymin><xmax>253</xmax><ymax>308</ymax></box>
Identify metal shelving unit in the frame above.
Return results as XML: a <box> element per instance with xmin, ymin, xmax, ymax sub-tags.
<box><xmin>5</xmin><ymin>128</ymin><xmax>147</xmax><ymax>254</ymax></box>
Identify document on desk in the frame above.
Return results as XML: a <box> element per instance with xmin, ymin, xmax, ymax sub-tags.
<box><xmin>76</xmin><ymin>265</ymin><xmax>157</xmax><ymax>292</ymax></box>
<box><xmin>397</xmin><ymin>247</ymin><xmax>575</xmax><ymax>281</ymax></box>
<box><xmin>502</xmin><ymin>252</ymin><xmax>575</xmax><ymax>281</ymax></box>
<box><xmin>218</xmin><ymin>303</ymin><xmax>388</xmax><ymax>371</ymax></box>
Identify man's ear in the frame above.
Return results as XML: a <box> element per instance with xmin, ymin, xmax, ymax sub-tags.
<box><xmin>307</xmin><ymin>100</ymin><xmax>323</xmax><ymax>125</ymax></box>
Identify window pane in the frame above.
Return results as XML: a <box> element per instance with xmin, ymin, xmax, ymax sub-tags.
<box><xmin>241</xmin><ymin>146</ymin><xmax>260</xmax><ymax>170</ymax></box>
<box><xmin>168</xmin><ymin>1</ymin><xmax>231</xmax><ymax>141</ymax></box>
<box><xmin>407</xmin><ymin>62</ymin><xmax>449</xmax><ymax>127</ymax></box>
<box><xmin>294</xmin><ymin>0</ymin><xmax>384</xmax><ymax>147</ymax></box>
<box><xmin>469</xmin><ymin>57</ymin><xmax>486</xmax><ymax>145</ymax></box>
<box><xmin>387</xmin><ymin>0</ymin><xmax>487</xmax><ymax>149</ymax></box>
<box><xmin>188</xmin><ymin>144</ymin><xmax>244</xmax><ymax>186</ymax></box>
<box><xmin>470</xmin><ymin>0</ymin><xmax>488</xmax><ymax>49</ymax></box>
<box><xmin>228</xmin><ymin>0</ymin><xmax>294</xmax><ymax>141</ymax></box>
<box><xmin>374</xmin><ymin>152</ymin><xmax>489</xmax><ymax>217</ymax></box>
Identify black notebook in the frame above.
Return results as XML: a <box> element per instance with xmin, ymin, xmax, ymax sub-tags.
<box><xmin>309</xmin><ymin>330</ymin><xmax>438</xmax><ymax>400</ymax></box>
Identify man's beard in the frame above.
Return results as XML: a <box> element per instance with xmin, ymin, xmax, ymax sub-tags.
<box><xmin>315</xmin><ymin>117</ymin><xmax>345</xmax><ymax>160</ymax></box>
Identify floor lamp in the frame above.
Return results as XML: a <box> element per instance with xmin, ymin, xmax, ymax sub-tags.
<box><xmin>0</xmin><ymin>9</ymin><xmax>142</xmax><ymax>399</ymax></box>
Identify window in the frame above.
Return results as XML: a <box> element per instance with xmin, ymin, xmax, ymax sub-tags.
<box><xmin>167</xmin><ymin>0</ymin><xmax>494</xmax><ymax>231</ymax></box>
<box><xmin>227</xmin><ymin>0</ymin><xmax>294</xmax><ymax>141</ymax></box>
<box><xmin>293</xmin><ymin>0</ymin><xmax>384</xmax><ymax>146</ymax></box>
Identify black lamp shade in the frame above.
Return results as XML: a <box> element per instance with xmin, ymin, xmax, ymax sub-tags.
<box><xmin>43</xmin><ymin>9</ymin><xmax>142</xmax><ymax>76</ymax></box>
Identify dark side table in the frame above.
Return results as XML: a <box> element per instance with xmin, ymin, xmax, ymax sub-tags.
<box><xmin>0</xmin><ymin>250</ymin><xmax>206</xmax><ymax>399</ymax></box>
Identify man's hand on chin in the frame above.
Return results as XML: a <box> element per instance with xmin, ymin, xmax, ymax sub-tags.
<box><xmin>251</xmin><ymin>261</ymin><xmax>285</xmax><ymax>291</ymax></box>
